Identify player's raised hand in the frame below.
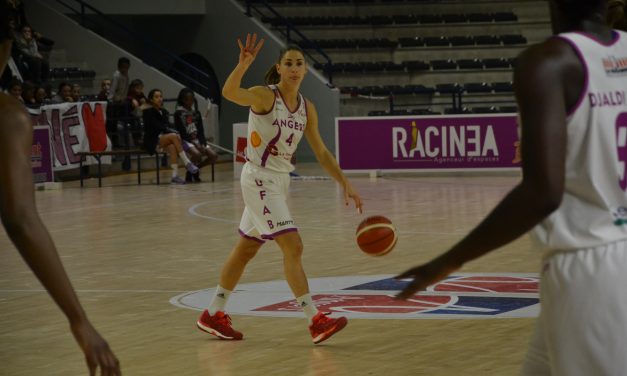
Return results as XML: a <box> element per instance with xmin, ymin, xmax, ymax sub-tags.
<box><xmin>70</xmin><ymin>320</ymin><xmax>121</xmax><ymax>376</ymax></box>
<box><xmin>394</xmin><ymin>259</ymin><xmax>458</xmax><ymax>300</ymax></box>
<box><xmin>237</xmin><ymin>33</ymin><xmax>265</xmax><ymax>68</ymax></box>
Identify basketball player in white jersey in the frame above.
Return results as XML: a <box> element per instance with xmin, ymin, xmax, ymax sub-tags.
<box><xmin>396</xmin><ymin>0</ymin><xmax>627</xmax><ymax>374</ymax></box>
<box><xmin>196</xmin><ymin>34</ymin><xmax>363</xmax><ymax>344</ymax></box>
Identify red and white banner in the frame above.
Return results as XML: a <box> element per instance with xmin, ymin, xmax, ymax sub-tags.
<box><xmin>29</xmin><ymin>102</ymin><xmax>112</xmax><ymax>171</ymax></box>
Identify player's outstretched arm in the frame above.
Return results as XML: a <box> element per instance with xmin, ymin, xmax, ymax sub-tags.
<box><xmin>396</xmin><ymin>39</ymin><xmax>576</xmax><ymax>299</ymax></box>
<box><xmin>304</xmin><ymin>100</ymin><xmax>363</xmax><ymax>213</ymax></box>
<box><xmin>0</xmin><ymin>94</ymin><xmax>121</xmax><ymax>375</ymax></box>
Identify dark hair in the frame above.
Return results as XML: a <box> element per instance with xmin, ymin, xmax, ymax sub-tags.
<box><xmin>554</xmin><ymin>0</ymin><xmax>607</xmax><ymax>19</ymax></box>
<box><xmin>608</xmin><ymin>0</ymin><xmax>626</xmax><ymax>30</ymax></box>
<box><xmin>147</xmin><ymin>88</ymin><xmax>161</xmax><ymax>101</ymax></box>
<box><xmin>127</xmin><ymin>79</ymin><xmax>144</xmax><ymax>96</ymax></box>
<box><xmin>0</xmin><ymin>1</ymin><xmax>11</xmax><ymax>42</ymax></box>
<box><xmin>8</xmin><ymin>79</ymin><xmax>22</xmax><ymax>90</ymax></box>
<box><xmin>264</xmin><ymin>45</ymin><xmax>306</xmax><ymax>85</ymax></box>
<box><xmin>176</xmin><ymin>87</ymin><xmax>195</xmax><ymax>107</ymax></box>
<box><xmin>57</xmin><ymin>81</ymin><xmax>71</xmax><ymax>93</ymax></box>
<box><xmin>117</xmin><ymin>57</ymin><xmax>130</xmax><ymax>68</ymax></box>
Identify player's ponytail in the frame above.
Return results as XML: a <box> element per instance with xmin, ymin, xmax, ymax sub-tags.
<box><xmin>264</xmin><ymin>45</ymin><xmax>306</xmax><ymax>85</ymax></box>
<box><xmin>264</xmin><ymin>65</ymin><xmax>280</xmax><ymax>85</ymax></box>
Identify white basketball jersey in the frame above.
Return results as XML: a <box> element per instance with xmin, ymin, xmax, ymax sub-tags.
<box><xmin>532</xmin><ymin>30</ymin><xmax>627</xmax><ymax>254</ymax></box>
<box><xmin>245</xmin><ymin>85</ymin><xmax>308</xmax><ymax>173</ymax></box>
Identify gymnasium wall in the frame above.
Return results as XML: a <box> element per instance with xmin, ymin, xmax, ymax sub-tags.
<box><xmin>26</xmin><ymin>0</ymin><xmax>340</xmax><ymax>162</ymax></box>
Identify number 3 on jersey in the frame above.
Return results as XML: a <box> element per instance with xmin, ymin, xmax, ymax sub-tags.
<box><xmin>617</xmin><ymin>112</ymin><xmax>627</xmax><ymax>191</ymax></box>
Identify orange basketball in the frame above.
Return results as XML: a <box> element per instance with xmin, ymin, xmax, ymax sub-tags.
<box><xmin>356</xmin><ymin>215</ymin><xmax>397</xmax><ymax>256</ymax></box>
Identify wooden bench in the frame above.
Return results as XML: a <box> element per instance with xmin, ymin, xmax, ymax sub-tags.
<box><xmin>78</xmin><ymin>150</ymin><xmax>215</xmax><ymax>187</ymax></box>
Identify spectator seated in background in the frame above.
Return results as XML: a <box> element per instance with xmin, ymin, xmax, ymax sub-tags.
<box><xmin>71</xmin><ymin>83</ymin><xmax>85</xmax><ymax>102</ymax></box>
<box><xmin>13</xmin><ymin>24</ymin><xmax>48</xmax><ymax>83</ymax></box>
<box><xmin>124</xmin><ymin>78</ymin><xmax>148</xmax><ymax>148</ymax></box>
<box><xmin>106</xmin><ymin>57</ymin><xmax>131</xmax><ymax>148</ymax></box>
<box><xmin>126</xmin><ymin>78</ymin><xmax>148</xmax><ymax>117</ymax></box>
<box><xmin>20</xmin><ymin>80</ymin><xmax>34</xmax><ymax>105</ymax></box>
<box><xmin>33</xmin><ymin>85</ymin><xmax>48</xmax><ymax>105</ymax></box>
<box><xmin>174</xmin><ymin>87</ymin><xmax>218</xmax><ymax>183</ymax></box>
<box><xmin>6</xmin><ymin>79</ymin><xmax>22</xmax><ymax>103</ymax></box>
<box><xmin>142</xmin><ymin>88</ymin><xmax>199</xmax><ymax>185</ymax></box>
<box><xmin>7</xmin><ymin>0</ymin><xmax>54</xmax><ymax>59</ymax></box>
<box><xmin>95</xmin><ymin>78</ymin><xmax>110</xmax><ymax>101</ymax></box>
<box><xmin>50</xmin><ymin>81</ymin><xmax>72</xmax><ymax>103</ymax></box>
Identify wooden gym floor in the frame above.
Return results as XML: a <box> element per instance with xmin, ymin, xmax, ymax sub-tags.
<box><xmin>0</xmin><ymin>163</ymin><xmax>537</xmax><ymax>376</ymax></box>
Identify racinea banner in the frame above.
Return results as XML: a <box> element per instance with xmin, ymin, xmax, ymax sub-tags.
<box><xmin>29</xmin><ymin>102</ymin><xmax>112</xmax><ymax>171</ymax></box>
<box><xmin>335</xmin><ymin>114</ymin><xmax>522</xmax><ymax>172</ymax></box>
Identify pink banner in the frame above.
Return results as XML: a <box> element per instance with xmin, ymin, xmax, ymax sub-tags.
<box><xmin>336</xmin><ymin>115</ymin><xmax>521</xmax><ymax>171</ymax></box>
<box><xmin>32</xmin><ymin>126</ymin><xmax>54</xmax><ymax>183</ymax></box>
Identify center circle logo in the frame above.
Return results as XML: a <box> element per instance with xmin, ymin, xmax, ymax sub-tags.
<box><xmin>170</xmin><ymin>274</ymin><xmax>539</xmax><ymax>319</ymax></box>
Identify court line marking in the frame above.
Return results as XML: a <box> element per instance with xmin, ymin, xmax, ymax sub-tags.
<box><xmin>188</xmin><ymin>201</ymin><xmax>467</xmax><ymax>235</ymax></box>
<box><xmin>0</xmin><ymin>289</ymin><xmax>188</xmax><ymax>293</ymax></box>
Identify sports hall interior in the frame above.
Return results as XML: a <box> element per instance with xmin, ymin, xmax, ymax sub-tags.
<box><xmin>1</xmin><ymin>1</ymin><xmax>555</xmax><ymax>375</ymax></box>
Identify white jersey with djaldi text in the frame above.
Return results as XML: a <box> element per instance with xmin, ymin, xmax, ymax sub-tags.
<box><xmin>532</xmin><ymin>30</ymin><xmax>627</xmax><ymax>254</ymax></box>
<box><xmin>245</xmin><ymin>85</ymin><xmax>308</xmax><ymax>173</ymax></box>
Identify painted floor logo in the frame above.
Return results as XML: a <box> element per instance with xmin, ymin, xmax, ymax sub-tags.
<box><xmin>171</xmin><ymin>273</ymin><xmax>539</xmax><ymax>319</ymax></box>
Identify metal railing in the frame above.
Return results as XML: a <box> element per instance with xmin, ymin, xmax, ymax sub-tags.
<box><xmin>52</xmin><ymin>0</ymin><xmax>213</xmax><ymax>97</ymax></box>
<box><xmin>243</xmin><ymin>0</ymin><xmax>334</xmax><ymax>84</ymax></box>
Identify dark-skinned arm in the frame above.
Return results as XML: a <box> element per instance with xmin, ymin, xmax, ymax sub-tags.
<box><xmin>0</xmin><ymin>93</ymin><xmax>121</xmax><ymax>375</ymax></box>
<box><xmin>396</xmin><ymin>40</ymin><xmax>573</xmax><ymax>299</ymax></box>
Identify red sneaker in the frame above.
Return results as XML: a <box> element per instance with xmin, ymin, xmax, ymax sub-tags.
<box><xmin>309</xmin><ymin>312</ymin><xmax>347</xmax><ymax>344</ymax></box>
<box><xmin>196</xmin><ymin>310</ymin><xmax>243</xmax><ymax>340</ymax></box>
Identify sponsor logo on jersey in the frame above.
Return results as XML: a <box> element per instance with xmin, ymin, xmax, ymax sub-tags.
<box><xmin>603</xmin><ymin>56</ymin><xmax>627</xmax><ymax>76</ymax></box>
<box><xmin>277</xmin><ymin>220</ymin><xmax>295</xmax><ymax>227</ymax></box>
<box><xmin>171</xmin><ymin>274</ymin><xmax>539</xmax><ymax>319</ymax></box>
<box><xmin>250</xmin><ymin>131</ymin><xmax>262</xmax><ymax>148</ymax></box>
<box><xmin>611</xmin><ymin>206</ymin><xmax>627</xmax><ymax>226</ymax></box>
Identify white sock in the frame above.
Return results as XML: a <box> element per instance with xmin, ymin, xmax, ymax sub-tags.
<box><xmin>296</xmin><ymin>293</ymin><xmax>319</xmax><ymax>324</ymax></box>
<box><xmin>178</xmin><ymin>151</ymin><xmax>192</xmax><ymax>165</ymax></box>
<box><xmin>171</xmin><ymin>164</ymin><xmax>178</xmax><ymax>178</ymax></box>
<box><xmin>208</xmin><ymin>285</ymin><xmax>232</xmax><ymax>315</ymax></box>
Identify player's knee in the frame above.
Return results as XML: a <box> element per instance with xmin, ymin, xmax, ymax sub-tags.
<box><xmin>282</xmin><ymin>241</ymin><xmax>304</xmax><ymax>260</ymax></box>
<box><xmin>241</xmin><ymin>247</ymin><xmax>259</xmax><ymax>261</ymax></box>
<box><xmin>238</xmin><ymin>242</ymin><xmax>260</xmax><ymax>261</ymax></box>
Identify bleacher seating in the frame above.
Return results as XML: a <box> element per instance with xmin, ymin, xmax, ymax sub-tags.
<box><xmin>264</xmin><ymin>11</ymin><xmax>519</xmax><ymax>26</ymax></box>
<box><xmin>250</xmin><ymin>0</ymin><xmax>551</xmax><ymax>115</ymax></box>
<box><xmin>49</xmin><ymin>67</ymin><xmax>97</xmax><ymax>81</ymax></box>
<box><xmin>298</xmin><ymin>34</ymin><xmax>527</xmax><ymax>50</ymax></box>
<box><xmin>431</xmin><ymin>60</ymin><xmax>457</xmax><ymax>70</ymax></box>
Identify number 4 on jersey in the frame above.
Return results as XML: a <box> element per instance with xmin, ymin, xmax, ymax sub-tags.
<box><xmin>286</xmin><ymin>133</ymin><xmax>294</xmax><ymax>147</ymax></box>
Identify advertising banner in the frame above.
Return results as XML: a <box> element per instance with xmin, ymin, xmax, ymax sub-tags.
<box><xmin>32</xmin><ymin>126</ymin><xmax>54</xmax><ymax>183</ymax></box>
<box><xmin>336</xmin><ymin>115</ymin><xmax>521</xmax><ymax>172</ymax></box>
<box><xmin>29</xmin><ymin>102</ymin><xmax>112</xmax><ymax>171</ymax></box>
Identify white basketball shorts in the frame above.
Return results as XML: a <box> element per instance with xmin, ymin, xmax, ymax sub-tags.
<box><xmin>238</xmin><ymin>162</ymin><xmax>298</xmax><ymax>243</ymax></box>
<box><xmin>521</xmin><ymin>239</ymin><xmax>627</xmax><ymax>376</ymax></box>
